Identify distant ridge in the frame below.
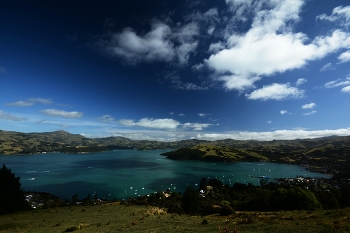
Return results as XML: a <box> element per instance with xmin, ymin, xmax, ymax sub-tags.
<box><xmin>0</xmin><ymin>129</ymin><xmax>349</xmax><ymax>155</ymax></box>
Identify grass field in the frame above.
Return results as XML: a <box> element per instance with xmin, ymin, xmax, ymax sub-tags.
<box><xmin>1</xmin><ymin>203</ymin><xmax>350</xmax><ymax>233</ymax></box>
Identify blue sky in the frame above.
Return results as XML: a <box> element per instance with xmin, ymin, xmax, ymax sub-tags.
<box><xmin>1</xmin><ymin>0</ymin><xmax>350</xmax><ymax>141</ymax></box>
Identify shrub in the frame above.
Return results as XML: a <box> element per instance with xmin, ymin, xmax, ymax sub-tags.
<box><xmin>202</xmin><ymin>219</ymin><xmax>209</xmax><ymax>225</ymax></box>
<box><xmin>220</xmin><ymin>204</ymin><xmax>234</xmax><ymax>216</ymax></box>
<box><xmin>63</xmin><ymin>226</ymin><xmax>79</xmax><ymax>232</ymax></box>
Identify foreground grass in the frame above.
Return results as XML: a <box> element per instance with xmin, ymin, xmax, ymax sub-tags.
<box><xmin>1</xmin><ymin>203</ymin><xmax>350</xmax><ymax>233</ymax></box>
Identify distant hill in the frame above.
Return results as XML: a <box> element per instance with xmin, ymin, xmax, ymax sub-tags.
<box><xmin>1</xmin><ymin>130</ymin><xmax>350</xmax><ymax>155</ymax></box>
<box><xmin>0</xmin><ymin>130</ymin><xmax>209</xmax><ymax>154</ymax></box>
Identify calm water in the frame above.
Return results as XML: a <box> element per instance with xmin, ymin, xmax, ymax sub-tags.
<box><xmin>1</xmin><ymin>149</ymin><xmax>330</xmax><ymax>200</ymax></box>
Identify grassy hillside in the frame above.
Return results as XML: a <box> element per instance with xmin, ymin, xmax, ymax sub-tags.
<box><xmin>161</xmin><ymin>145</ymin><xmax>269</xmax><ymax>162</ymax></box>
<box><xmin>0</xmin><ymin>130</ymin><xmax>208</xmax><ymax>154</ymax></box>
<box><xmin>1</xmin><ymin>203</ymin><xmax>350</xmax><ymax>233</ymax></box>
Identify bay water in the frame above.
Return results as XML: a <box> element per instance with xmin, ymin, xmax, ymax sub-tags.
<box><xmin>1</xmin><ymin>149</ymin><xmax>330</xmax><ymax>200</ymax></box>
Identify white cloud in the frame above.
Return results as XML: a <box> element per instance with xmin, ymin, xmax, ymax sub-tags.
<box><xmin>197</xmin><ymin>128</ymin><xmax>350</xmax><ymax>141</ymax></box>
<box><xmin>303</xmin><ymin>110</ymin><xmax>317</xmax><ymax>116</ymax></box>
<box><xmin>203</xmin><ymin>8</ymin><xmax>219</xmax><ymax>20</ymax></box>
<box><xmin>186</xmin><ymin>7</ymin><xmax>219</xmax><ymax>37</ymax></box>
<box><xmin>295</xmin><ymin>78</ymin><xmax>307</xmax><ymax>86</ymax></box>
<box><xmin>118</xmin><ymin>118</ymin><xmax>180</xmax><ymax>130</ymax></box>
<box><xmin>316</xmin><ymin>5</ymin><xmax>350</xmax><ymax>29</ymax></box>
<box><xmin>99</xmin><ymin>20</ymin><xmax>199</xmax><ymax>66</ymax></box>
<box><xmin>208</xmin><ymin>42</ymin><xmax>225</xmax><ymax>53</ymax></box>
<box><xmin>183</xmin><ymin>122</ymin><xmax>212</xmax><ymax>131</ymax></box>
<box><xmin>338</xmin><ymin>50</ymin><xmax>350</xmax><ymax>63</ymax></box>
<box><xmin>324</xmin><ymin>77</ymin><xmax>350</xmax><ymax>88</ymax></box>
<box><xmin>218</xmin><ymin>74</ymin><xmax>260</xmax><ymax>91</ymax></box>
<box><xmin>41</xmin><ymin>109</ymin><xmax>83</xmax><ymax>118</ymax></box>
<box><xmin>267</xmin><ymin>121</ymin><xmax>272</xmax><ymax>124</ymax></box>
<box><xmin>203</xmin><ymin>1</ymin><xmax>350</xmax><ymax>91</ymax></box>
<box><xmin>341</xmin><ymin>86</ymin><xmax>350</xmax><ymax>93</ymax></box>
<box><xmin>117</xmin><ymin>117</ymin><xmax>215</xmax><ymax>131</ymax></box>
<box><xmin>207</xmin><ymin>27</ymin><xmax>215</xmax><ymax>35</ymax></box>
<box><xmin>280</xmin><ymin>110</ymin><xmax>290</xmax><ymax>115</ymax></box>
<box><xmin>320</xmin><ymin>62</ymin><xmax>335</xmax><ymax>72</ymax></box>
<box><xmin>0</xmin><ymin>110</ymin><xmax>27</xmax><ymax>121</ymax></box>
<box><xmin>246</xmin><ymin>83</ymin><xmax>304</xmax><ymax>100</ymax></box>
<box><xmin>6</xmin><ymin>98</ymin><xmax>53</xmax><ymax>107</ymax></box>
<box><xmin>302</xmin><ymin>102</ymin><xmax>316</xmax><ymax>109</ymax></box>
<box><xmin>100</xmin><ymin>114</ymin><xmax>114</xmax><ymax>122</ymax></box>
<box><xmin>104</xmin><ymin>23</ymin><xmax>174</xmax><ymax>64</ymax></box>
<box><xmin>225</xmin><ymin>0</ymin><xmax>258</xmax><ymax>22</ymax></box>
<box><xmin>178</xmin><ymin>113</ymin><xmax>186</xmax><ymax>117</ymax></box>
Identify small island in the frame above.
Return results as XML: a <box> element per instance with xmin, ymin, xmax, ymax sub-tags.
<box><xmin>160</xmin><ymin>145</ymin><xmax>268</xmax><ymax>162</ymax></box>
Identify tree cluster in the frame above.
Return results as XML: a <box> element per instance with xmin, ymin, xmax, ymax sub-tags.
<box><xmin>129</xmin><ymin>177</ymin><xmax>350</xmax><ymax>216</ymax></box>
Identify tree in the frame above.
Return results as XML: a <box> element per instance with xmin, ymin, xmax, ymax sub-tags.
<box><xmin>286</xmin><ymin>187</ymin><xmax>321</xmax><ymax>210</ymax></box>
<box><xmin>270</xmin><ymin>188</ymin><xmax>288</xmax><ymax>210</ymax></box>
<box><xmin>0</xmin><ymin>164</ymin><xmax>30</xmax><ymax>213</ymax></box>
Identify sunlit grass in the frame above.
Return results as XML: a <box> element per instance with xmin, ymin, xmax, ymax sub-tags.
<box><xmin>1</xmin><ymin>204</ymin><xmax>350</xmax><ymax>233</ymax></box>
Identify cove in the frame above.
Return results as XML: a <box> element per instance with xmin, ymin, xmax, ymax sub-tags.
<box><xmin>1</xmin><ymin>149</ymin><xmax>330</xmax><ymax>200</ymax></box>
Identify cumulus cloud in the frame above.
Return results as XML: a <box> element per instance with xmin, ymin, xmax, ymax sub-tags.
<box><xmin>246</xmin><ymin>83</ymin><xmax>304</xmax><ymax>100</ymax></box>
<box><xmin>197</xmin><ymin>128</ymin><xmax>350</xmax><ymax>141</ymax></box>
<box><xmin>118</xmin><ymin>118</ymin><xmax>180</xmax><ymax>130</ymax></box>
<box><xmin>41</xmin><ymin>109</ymin><xmax>83</xmax><ymax>118</ymax></box>
<box><xmin>99</xmin><ymin>20</ymin><xmax>199</xmax><ymax>66</ymax></box>
<box><xmin>341</xmin><ymin>86</ymin><xmax>350</xmax><ymax>93</ymax></box>
<box><xmin>303</xmin><ymin>110</ymin><xmax>317</xmax><ymax>116</ymax></box>
<box><xmin>320</xmin><ymin>62</ymin><xmax>335</xmax><ymax>72</ymax></box>
<box><xmin>0</xmin><ymin>110</ymin><xmax>27</xmax><ymax>121</ymax></box>
<box><xmin>302</xmin><ymin>103</ymin><xmax>316</xmax><ymax>109</ymax></box>
<box><xmin>6</xmin><ymin>98</ymin><xmax>53</xmax><ymax>107</ymax></box>
<box><xmin>203</xmin><ymin>0</ymin><xmax>350</xmax><ymax>92</ymax></box>
<box><xmin>218</xmin><ymin>74</ymin><xmax>260</xmax><ymax>91</ymax></box>
<box><xmin>338</xmin><ymin>50</ymin><xmax>350</xmax><ymax>63</ymax></box>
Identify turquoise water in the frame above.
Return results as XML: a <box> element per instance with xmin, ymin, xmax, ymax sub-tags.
<box><xmin>1</xmin><ymin>150</ymin><xmax>330</xmax><ymax>200</ymax></box>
